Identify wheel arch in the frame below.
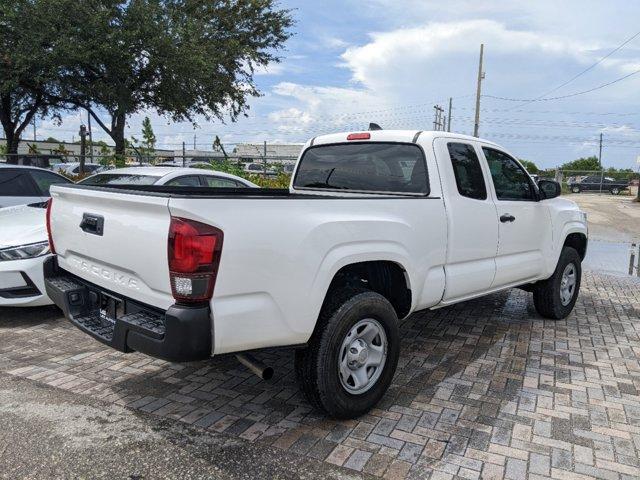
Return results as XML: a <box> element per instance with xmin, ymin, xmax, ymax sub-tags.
<box><xmin>563</xmin><ymin>231</ymin><xmax>588</xmax><ymax>260</ymax></box>
<box><xmin>322</xmin><ymin>260</ymin><xmax>412</xmax><ymax>320</ymax></box>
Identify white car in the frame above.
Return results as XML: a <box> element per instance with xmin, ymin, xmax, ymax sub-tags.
<box><xmin>0</xmin><ymin>164</ymin><xmax>72</xmax><ymax>208</ymax></box>
<box><xmin>0</xmin><ymin>203</ymin><xmax>52</xmax><ymax>307</ymax></box>
<box><xmin>52</xmin><ymin>163</ymin><xmax>106</xmax><ymax>176</ymax></box>
<box><xmin>80</xmin><ymin>167</ymin><xmax>258</xmax><ymax>188</ymax></box>
<box><xmin>45</xmin><ymin>130</ymin><xmax>587</xmax><ymax>418</ymax></box>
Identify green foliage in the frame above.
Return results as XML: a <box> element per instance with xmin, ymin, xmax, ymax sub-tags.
<box><xmin>141</xmin><ymin>117</ymin><xmax>156</xmax><ymax>153</ymax></box>
<box><xmin>52</xmin><ymin>143</ymin><xmax>72</xmax><ymax>155</ymax></box>
<box><xmin>519</xmin><ymin>159</ymin><xmax>539</xmax><ymax>174</ymax></box>
<box><xmin>59</xmin><ymin>0</ymin><xmax>293</xmax><ymax>154</ymax></box>
<box><xmin>0</xmin><ymin>0</ymin><xmax>72</xmax><ymax>154</ymax></box>
<box><xmin>45</xmin><ymin>136</ymin><xmax>62</xmax><ymax>143</ymax></box>
<box><xmin>196</xmin><ymin>159</ymin><xmax>246</xmax><ymax>178</ymax></box>
<box><xmin>561</xmin><ymin>156</ymin><xmax>601</xmax><ymax>171</ymax></box>
<box><xmin>197</xmin><ymin>159</ymin><xmax>291</xmax><ymax>188</ymax></box>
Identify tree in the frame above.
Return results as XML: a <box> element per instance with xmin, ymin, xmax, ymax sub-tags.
<box><xmin>0</xmin><ymin>0</ymin><xmax>71</xmax><ymax>158</ymax></box>
<box><xmin>141</xmin><ymin>117</ymin><xmax>156</xmax><ymax>154</ymax></box>
<box><xmin>63</xmin><ymin>1</ymin><xmax>292</xmax><ymax>156</ymax></box>
<box><xmin>213</xmin><ymin>135</ymin><xmax>229</xmax><ymax>159</ymax></box>
<box><xmin>561</xmin><ymin>156</ymin><xmax>601</xmax><ymax>171</ymax></box>
<box><xmin>519</xmin><ymin>159</ymin><xmax>539</xmax><ymax>174</ymax></box>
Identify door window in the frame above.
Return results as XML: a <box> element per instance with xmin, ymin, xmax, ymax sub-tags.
<box><xmin>29</xmin><ymin>170</ymin><xmax>71</xmax><ymax>196</ymax></box>
<box><xmin>447</xmin><ymin>143</ymin><xmax>487</xmax><ymax>200</ymax></box>
<box><xmin>0</xmin><ymin>170</ymin><xmax>39</xmax><ymax>196</ymax></box>
<box><xmin>203</xmin><ymin>176</ymin><xmax>243</xmax><ymax>188</ymax></box>
<box><xmin>165</xmin><ymin>176</ymin><xmax>202</xmax><ymax>187</ymax></box>
<box><xmin>482</xmin><ymin>148</ymin><xmax>535</xmax><ymax>201</ymax></box>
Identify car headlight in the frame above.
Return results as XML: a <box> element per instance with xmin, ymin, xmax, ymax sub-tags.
<box><xmin>0</xmin><ymin>241</ymin><xmax>50</xmax><ymax>262</ymax></box>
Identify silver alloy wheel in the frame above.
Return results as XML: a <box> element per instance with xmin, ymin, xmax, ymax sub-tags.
<box><xmin>560</xmin><ymin>263</ymin><xmax>577</xmax><ymax>306</ymax></box>
<box><xmin>611</xmin><ymin>188</ymin><xmax>619</xmax><ymax>195</ymax></box>
<box><xmin>572</xmin><ymin>187</ymin><xmax>580</xmax><ymax>193</ymax></box>
<box><xmin>338</xmin><ymin>318</ymin><xmax>388</xmax><ymax>395</ymax></box>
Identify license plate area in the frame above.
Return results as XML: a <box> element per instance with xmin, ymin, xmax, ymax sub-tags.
<box><xmin>99</xmin><ymin>291</ymin><xmax>124</xmax><ymax>323</ymax></box>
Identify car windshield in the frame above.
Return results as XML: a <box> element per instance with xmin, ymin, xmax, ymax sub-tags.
<box><xmin>79</xmin><ymin>173</ymin><xmax>159</xmax><ymax>185</ymax></box>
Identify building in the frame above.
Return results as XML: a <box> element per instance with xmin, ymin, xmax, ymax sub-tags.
<box><xmin>233</xmin><ymin>143</ymin><xmax>303</xmax><ymax>163</ymax></box>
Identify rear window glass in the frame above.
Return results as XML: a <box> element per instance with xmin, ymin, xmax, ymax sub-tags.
<box><xmin>294</xmin><ymin>143</ymin><xmax>428</xmax><ymax>195</ymax></box>
<box><xmin>79</xmin><ymin>174</ymin><xmax>158</xmax><ymax>186</ymax></box>
<box><xmin>0</xmin><ymin>170</ymin><xmax>39</xmax><ymax>196</ymax></box>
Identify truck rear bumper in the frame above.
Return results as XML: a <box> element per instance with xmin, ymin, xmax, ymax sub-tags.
<box><xmin>43</xmin><ymin>257</ymin><xmax>211</xmax><ymax>362</ymax></box>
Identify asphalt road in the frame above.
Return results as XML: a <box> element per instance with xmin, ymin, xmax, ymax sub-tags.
<box><xmin>0</xmin><ymin>372</ymin><xmax>362</xmax><ymax>480</ymax></box>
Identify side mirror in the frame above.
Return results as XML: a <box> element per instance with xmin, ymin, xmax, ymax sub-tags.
<box><xmin>538</xmin><ymin>179</ymin><xmax>561</xmax><ymax>200</ymax></box>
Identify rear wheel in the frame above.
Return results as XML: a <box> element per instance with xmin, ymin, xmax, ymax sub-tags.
<box><xmin>533</xmin><ymin>247</ymin><xmax>581</xmax><ymax>319</ymax></box>
<box><xmin>571</xmin><ymin>186</ymin><xmax>581</xmax><ymax>193</ymax></box>
<box><xmin>295</xmin><ymin>288</ymin><xmax>400</xmax><ymax>419</ymax></box>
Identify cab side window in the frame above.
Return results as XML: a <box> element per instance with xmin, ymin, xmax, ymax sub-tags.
<box><xmin>482</xmin><ymin>148</ymin><xmax>535</xmax><ymax>201</ymax></box>
<box><xmin>165</xmin><ymin>176</ymin><xmax>202</xmax><ymax>187</ymax></box>
<box><xmin>446</xmin><ymin>142</ymin><xmax>487</xmax><ymax>200</ymax></box>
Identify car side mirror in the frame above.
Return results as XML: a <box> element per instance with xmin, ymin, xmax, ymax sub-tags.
<box><xmin>538</xmin><ymin>180</ymin><xmax>561</xmax><ymax>200</ymax></box>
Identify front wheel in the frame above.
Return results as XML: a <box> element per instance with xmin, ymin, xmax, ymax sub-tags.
<box><xmin>610</xmin><ymin>187</ymin><xmax>620</xmax><ymax>195</ymax></box>
<box><xmin>571</xmin><ymin>186</ymin><xmax>581</xmax><ymax>193</ymax></box>
<box><xmin>533</xmin><ymin>247</ymin><xmax>581</xmax><ymax>319</ymax></box>
<box><xmin>295</xmin><ymin>289</ymin><xmax>400</xmax><ymax>419</ymax></box>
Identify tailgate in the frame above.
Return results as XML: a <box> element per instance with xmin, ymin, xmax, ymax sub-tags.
<box><xmin>49</xmin><ymin>185</ymin><xmax>174</xmax><ymax>309</ymax></box>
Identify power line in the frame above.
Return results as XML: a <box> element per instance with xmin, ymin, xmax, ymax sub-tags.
<box><xmin>484</xmin><ymin>67</ymin><xmax>640</xmax><ymax>103</ymax></box>
<box><xmin>506</xmin><ymin>28</ymin><xmax>640</xmax><ymax>109</ymax></box>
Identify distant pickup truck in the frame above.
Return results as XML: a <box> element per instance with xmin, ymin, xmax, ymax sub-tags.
<box><xmin>44</xmin><ymin>130</ymin><xmax>588</xmax><ymax>418</ymax></box>
<box><xmin>568</xmin><ymin>175</ymin><xmax>629</xmax><ymax>195</ymax></box>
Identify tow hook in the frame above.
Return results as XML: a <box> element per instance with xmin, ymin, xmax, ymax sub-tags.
<box><xmin>235</xmin><ymin>353</ymin><xmax>274</xmax><ymax>380</ymax></box>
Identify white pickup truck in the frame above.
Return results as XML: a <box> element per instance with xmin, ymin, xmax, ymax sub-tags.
<box><xmin>44</xmin><ymin>130</ymin><xmax>588</xmax><ymax>418</ymax></box>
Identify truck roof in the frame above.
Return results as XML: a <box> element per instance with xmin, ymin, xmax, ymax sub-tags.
<box><xmin>310</xmin><ymin>130</ymin><xmax>501</xmax><ymax>148</ymax></box>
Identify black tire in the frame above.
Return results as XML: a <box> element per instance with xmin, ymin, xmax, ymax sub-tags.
<box><xmin>295</xmin><ymin>287</ymin><xmax>400</xmax><ymax>419</ymax></box>
<box><xmin>571</xmin><ymin>186</ymin><xmax>581</xmax><ymax>193</ymax></box>
<box><xmin>533</xmin><ymin>247</ymin><xmax>581</xmax><ymax>319</ymax></box>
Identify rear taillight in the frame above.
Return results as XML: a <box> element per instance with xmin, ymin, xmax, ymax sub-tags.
<box><xmin>168</xmin><ymin>217</ymin><xmax>223</xmax><ymax>304</ymax></box>
<box><xmin>46</xmin><ymin>199</ymin><xmax>56</xmax><ymax>254</ymax></box>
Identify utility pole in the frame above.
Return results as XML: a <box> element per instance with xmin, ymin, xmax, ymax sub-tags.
<box><xmin>87</xmin><ymin>110</ymin><xmax>93</xmax><ymax>164</ymax></box>
<box><xmin>473</xmin><ymin>44</ymin><xmax>485</xmax><ymax>137</ymax></box>
<box><xmin>33</xmin><ymin>117</ymin><xmax>36</xmax><ymax>141</ymax></box>
<box><xmin>598</xmin><ymin>133</ymin><xmax>604</xmax><ymax>193</ymax></box>
<box><xmin>182</xmin><ymin>141</ymin><xmax>186</xmax><ymax>167</ymax></box>
<box><xmin>263</xmin><ymin>140</ymin><xmax>268</xmax><ymax>176</ymax></box>
<box><xmin>433</xmin><ymin>105</ymin><xmax>445</xmax><ymax>131</ymax></box>
<box><xmin>447</xmin><ymin>97</ymin><xmax>453</xmax><ymax>132</ymax></box>
<box><xmin>598</xmin><ymin>133</ymin><xmax>603</xmax><ymax>167</ymax></box>
<box><xmin>193</xmin><ymin>134</ymin><xmax>197</xmax><ymax>150</ymax></box>
<box><xmin>79</xmin><ymin>124</ymin><xmax>87</xmax><ymax>174</ymax></box>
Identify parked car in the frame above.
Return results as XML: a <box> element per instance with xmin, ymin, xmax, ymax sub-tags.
<box><xmin>79</xmin><ymin>167</ymin><xmax>258</xmax><ymax>188</ymax></box>
<box><xmin>0</xmin><ymin>202</ymin><xmax>52</xmax><ymax>307</ymax></box>
<box><xmin>244</xmin><ymin>162</ymin><xmax>277</xmax><ymax>175</ymax></box>
<box><xmin>9</xmin><ymin>154</ymin><xmax>65</xmax><ymax>169</ymax></box>
<box><xmin>52</xmin><ymin>162</ymin><xmax>106</xmax><ymax>176</ymax></box>
<box><xmin>44</xmin><ymin>130</ymin><xmax>587</xmax><ymax>418</ymax></box>
<box><xmin>568</xmin><ymin>175</ymin><xmax>629</xmax><ymax>195</ymax></box>
<box><xmin>0</xmin><ymin>164</ymin><xmax>72</xmax><ymax>208</ymax></box>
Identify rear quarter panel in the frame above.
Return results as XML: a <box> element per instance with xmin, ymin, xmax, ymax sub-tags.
<box><xmin>168</xmin><ymin>196</ymin><xmax>447</xmax><ymax>354</ymax></box>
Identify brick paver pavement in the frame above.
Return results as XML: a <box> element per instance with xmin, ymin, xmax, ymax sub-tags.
<box><xmin>1</xmin><ymin>272</ymin><xmax>639</xmax><ymax>479</ymax></box>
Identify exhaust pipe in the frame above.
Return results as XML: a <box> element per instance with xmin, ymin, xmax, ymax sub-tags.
<box><xmin>235</xmin><ymin>353</ymin><xmax>274</xmax><ymax>380</ymax></box>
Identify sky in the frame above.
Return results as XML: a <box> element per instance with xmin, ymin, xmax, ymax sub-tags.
<box><xmin>36</xmin><ymin>0</ymin><xmax>640</xmax><ymax>169</ymax></box>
